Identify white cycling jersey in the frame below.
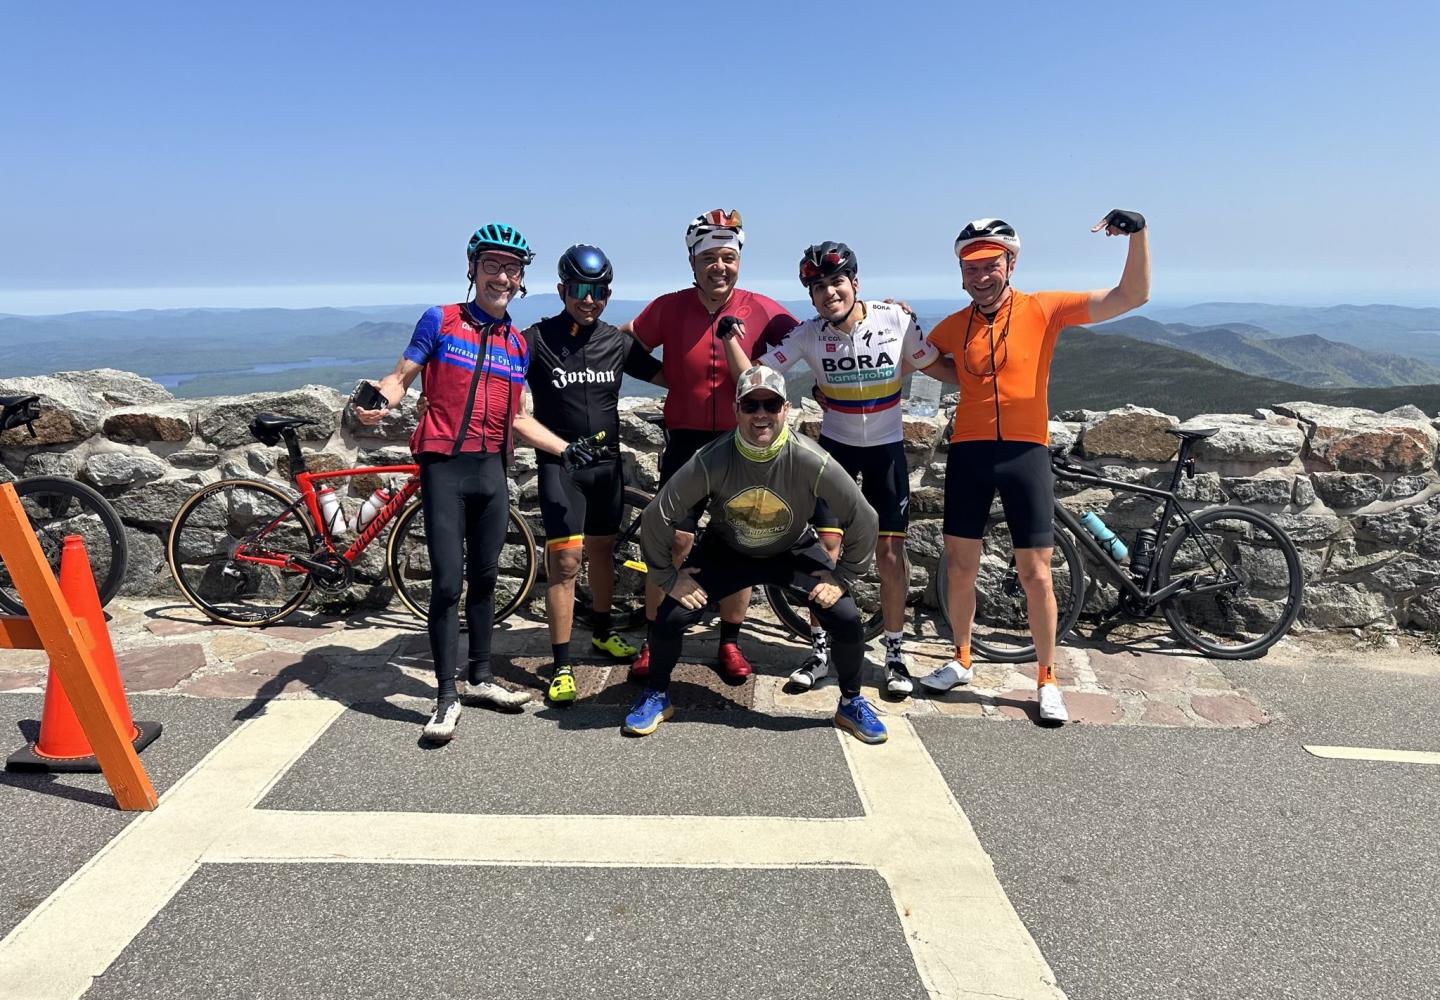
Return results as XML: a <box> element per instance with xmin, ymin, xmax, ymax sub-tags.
<box><xmin>759</xmin><ymin>300</ymin><xmax>939</xmax><ymax>448</ymax></box>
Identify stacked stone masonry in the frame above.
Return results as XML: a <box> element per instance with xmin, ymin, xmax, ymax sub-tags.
<box><xmin>3</xmin><ymin>369</ymin><xmax>1439</xmax><ymax>632</ymax></box>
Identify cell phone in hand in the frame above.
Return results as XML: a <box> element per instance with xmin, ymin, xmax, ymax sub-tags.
<box><xmin>352</xmin><ymin>382</ymin><xmax>386</xmax><ymax>411</ymax></box>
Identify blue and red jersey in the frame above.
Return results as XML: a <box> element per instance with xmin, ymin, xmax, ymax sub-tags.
<box><xmin>404</xmin><ymin>303</ymin><xmax>528</xmax><ymax>457</ymax></box>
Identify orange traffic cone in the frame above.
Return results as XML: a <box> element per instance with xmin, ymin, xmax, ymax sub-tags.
<box><xmin>6</xmin><ymin>536</ymin><xmax>161</xmax><ymax>772</ymax></box>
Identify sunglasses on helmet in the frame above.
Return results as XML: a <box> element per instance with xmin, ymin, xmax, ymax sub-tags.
<box><xmin>565</xmin><ymin>281</ymin><xmax>612</xmax><ymax>301</ymax></box>
<box><xmin>738</xmin><ymin>396</ymin><xmax>786</xmax><ymax>414</ymax></box>
<box><xmin>700</xmin><ymin>209</ymin><xmax>743</xmax><ymax>228</ymax></box>
<box><xmin>800</xmin><ymin>251</ymin><xmax>850</xmax><ymax>282</ymax></box>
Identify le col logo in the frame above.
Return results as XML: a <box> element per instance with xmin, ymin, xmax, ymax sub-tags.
<box><xmin>552</xmin><ymin>367</ymin><xmax>617</xmax><ymax>389</ymax></box>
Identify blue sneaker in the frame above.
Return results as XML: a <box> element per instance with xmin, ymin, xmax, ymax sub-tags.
<box><xmin>834</xmin><ymin>694</ymin><xmax>887</xmax><ymax>744</ymax></box>
<box><xmin>622</xmin><ymin>690</ymin><xmax>673</xmax><ymax>736</ymax></box>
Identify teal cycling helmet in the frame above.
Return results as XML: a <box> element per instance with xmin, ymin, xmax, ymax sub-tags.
<box><xmin>467</xmin><ymin>223</ymin><xmax>535</xmax><ymax>265</ymax></box>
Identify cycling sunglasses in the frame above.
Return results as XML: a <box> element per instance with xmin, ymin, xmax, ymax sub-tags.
<box><xmin>565</xmin><ymin>281</ymin><xmax>612</xmax><ymax>301</ymax></box>
<box><xmin>739</xmin><ymin>396</ymin><xmax>786</xmax><ymax>414</ymax></box>
<box><xmin>800</xmin><ymin>251</ymin><xmax>850</xmax><ymax>282</ymax></box>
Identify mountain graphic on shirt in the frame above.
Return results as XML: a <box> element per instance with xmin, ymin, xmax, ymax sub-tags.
<box><xmin>724</xmin><ymin>487</ymin><xmax>794</xmax><ymax>546</ymax></box>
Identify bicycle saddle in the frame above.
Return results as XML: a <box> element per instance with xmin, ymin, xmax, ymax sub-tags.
<box><xmin>1167</xmin><ymin>427</ymin><xmax>1219</xmax><ymax>440</ymax></box>
<box><xmin>249</xmin><ymin>412</ymin><xmax>316</xmax><ymax>445</ymax></box>
<box><xmin>0</xmin><ymin>394</ymin><xmax>40</xmax><ymax>432</ymax></box>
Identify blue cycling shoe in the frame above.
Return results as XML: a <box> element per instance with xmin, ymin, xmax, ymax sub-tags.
<box><xmin>834</xmin><ymin>694</ymin><xmax>887</xmax><ymax>744</ymax></box>
<box><xmin>623</xmin><ymin>690</ymin><xmax>673</xmax><ymax>736</ymax></box>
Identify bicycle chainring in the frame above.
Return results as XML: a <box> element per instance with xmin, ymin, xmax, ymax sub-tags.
<box><xmin>308</xmin><ymin>551</ymin><xmax>355</xmax><ymax>594</ymax></box>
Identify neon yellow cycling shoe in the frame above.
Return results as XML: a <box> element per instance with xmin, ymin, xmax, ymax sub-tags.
<box><xmin>547</xmin><ymin>666</ymin><xmax>577</xmax><ymax>704</ymax></box>
<box><xmin>592</xmin><ymin>632</ymin><xmax>639</xmax><ymax>660</ymax></box>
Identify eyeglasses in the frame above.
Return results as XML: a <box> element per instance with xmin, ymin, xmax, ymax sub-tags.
<box><xmin>962</xmin><ymin>307</ymin><xmax>1012</xmax><ymax>379</ymax></box>
<box><xmin>739</xmin><ymin>396</ymin><xmax>786</xmax><ymax>414</ymax></box>
<box><xmin>565</xmin><ymin>281</ymin><xmax>612</xmax><ymax>302</ymax></box>
<box><xmin>477</xmin><ymin>257</ymin><xmax>525</xmax><ymax>278</ymax></box>
<box><xmin>800</xmin><ymin>251</ymin><xmax>849</xmax><ymax>283</ymax></box>
<box><xmin>699</xmin><ymin>209</ymin><xmax>743</xmax><ymax>228</ymax></box>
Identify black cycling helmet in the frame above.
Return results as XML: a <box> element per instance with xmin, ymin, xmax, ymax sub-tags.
<box><xmin>558</xmin><ymin>244</ymin><xmax>613</xmax><ymax>284</ymax></box>
<box><xmin>798</xmin><ymin>241</ymin><xmax>858</xmax><ymax>288</ymax></box>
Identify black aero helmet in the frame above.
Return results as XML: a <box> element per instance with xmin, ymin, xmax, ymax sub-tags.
<box><xmin>558</xmin><ymin>244</ymin><xmax>613</xmax><ymax>284</ymax></box>
<box><xmin>799</xmin><ymin>241</ymin><xmax>858</xmax><ymax>288</ymax></box>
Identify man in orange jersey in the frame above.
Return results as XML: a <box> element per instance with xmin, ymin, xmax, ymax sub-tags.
<box><xmin>919</xmin><ymin>212</ymin><xmax>1150</xmax><ymax>723</ymax></box>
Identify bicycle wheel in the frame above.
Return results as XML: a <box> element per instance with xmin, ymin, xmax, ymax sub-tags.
<box><xmin>387</xmin><ymin>501</ymin><xmax>538</xmax><ymax>624</ymax></box>
<box><xmin>0</xmin><ymin>477</ymin><xmax>130</xmax><ymax>614</ymax></box>
<box><xmin>1157</xmin><ymin>505</ymin><xmax>1303</xmax><ymax>659</ymax></box>
<box><xmin>571</xmin><ymin>486</ymin><xmax>651</xmax><ymax>633</ymax></box>
<box><xmin>936</xmin><ymin>518</ymin><xmax>1086</xmax><ymax>663</ymax></box>
<box><xmin>166</xmin><ymin>478</ymin><xmax>315</xmax><ymax>626</ymax></box>
<box><xmin>763</xmin><ymin>560</ymin><xmax>888</xmax><ymax>642</ymax></box>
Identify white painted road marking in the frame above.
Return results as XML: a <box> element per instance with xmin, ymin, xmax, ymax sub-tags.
<box><xmin>0</xmin><ymin>702</ymin><xmax>1064</xmax><ymax>1000</ymax></box>
<box><xmin>1304</xmin><ymin>744</ymin><xmax>1440</xmax><ymax>765</ymax></box>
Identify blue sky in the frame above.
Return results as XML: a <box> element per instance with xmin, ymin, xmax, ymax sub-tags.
<box><xmin>2</xmin><ymin>1</ymin><xmax>1436</xmax><ymax>313</ymax></box>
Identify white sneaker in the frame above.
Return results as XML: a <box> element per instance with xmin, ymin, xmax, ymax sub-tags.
<box><xmin>883</xmin><ymin>652</ymin><xmax>914</xmax><ymax>697</ymax></box>
<box><xmin>422</xmin><ymin>699</ymin><xmax>461</xmax><ymax>742</ymax></box>
<box><xmin>465</xmin><ymin>680</ymin><xmax>532</xmax><ymax>711</ymax></box>
<box><xmin>787</xmin><ymin>654</ymin><xmax>830</xmax><ymax>692</ymax></box>
<box><xmin>919</xmin><ymin>660</ymin><xmax>973</xmax><ymax>692</ymax></box>
<box><xmin>1037</xmin><ymin>683</ymin><xmax>1069</xmax><ymax>723</ymax></box>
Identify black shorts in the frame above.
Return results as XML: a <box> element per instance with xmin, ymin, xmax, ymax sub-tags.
<box><xmin>538</xmin><ymin>456</ymin><xmax>623</xmax><ymax>549</ymax></box>
<box><xmin>812</xmin><ymin>435</ymin><xmax>910</xmax><ymax>537</ymax></box>
<box><xmin>679</xmin><ymin>530</ymin><xmax>837</xmax><ymax>602</ymax></box>
<box><xmin>659</xmin><ymin>428</ymin><xmax>726</xmax><ymax>534</ymax></box>
<box><xmin>943</xmin><ymin>440</ymin><xmax>1054</xmax><ymax>549</ymax></box>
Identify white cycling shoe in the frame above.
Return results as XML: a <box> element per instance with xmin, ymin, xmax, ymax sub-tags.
<box><xmin>1037</xmin><ymin>683</ymin><xmax>1069</xmax><ymax>723</ymax></box>
<box><xmin>919</xmin><ymin>660</ymin><xmax>974</xmax><ymax>692</ymax></box>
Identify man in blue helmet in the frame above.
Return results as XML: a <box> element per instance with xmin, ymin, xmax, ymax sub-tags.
<box><xmin>357</xmin><ymin>224</ymin><xmax>605</xmax><ymax>743</ymax></box>
<box><xmin>522</xmin><ymin>244</ymin><xmax>665</xmax><ymax>704</ymax></box>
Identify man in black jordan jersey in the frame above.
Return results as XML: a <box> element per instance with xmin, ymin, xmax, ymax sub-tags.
<box><xmin>524</xmin><ymin>244</ymin><xmax>664</xmax><ymax>703</ymax></box>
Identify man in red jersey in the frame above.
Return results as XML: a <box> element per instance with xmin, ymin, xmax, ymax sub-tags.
<box><xmin>618</xmin><ymin>209</ymin><xmax>799</xmax><ymax>682</ymax></box>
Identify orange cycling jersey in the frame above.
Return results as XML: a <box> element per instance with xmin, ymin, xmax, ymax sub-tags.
<box><xmin>927</xmin><ymin>289</ymin><xmax>1091</xmax><ymax>445</ymax></box>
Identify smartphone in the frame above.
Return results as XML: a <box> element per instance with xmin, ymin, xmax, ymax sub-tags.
<box><xmin>352</xmin><ymin>381</ymin><xmax>386</xmax><ymax>411</ymax></box>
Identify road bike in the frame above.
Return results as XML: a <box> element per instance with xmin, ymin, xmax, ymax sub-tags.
<box><xmin>937</xmin><ymin>426</ymin><xmax>1304</xmax><ymax>661</ymax></box>
<box><xmin>166</xmin><ymin>412</ymin><xmax>537</xmax><ymax>626</ymax></box>
<box><xmin>0</xmin><ymin>394</ymin><xmax>129</xmax><ymax>613</ymax></box>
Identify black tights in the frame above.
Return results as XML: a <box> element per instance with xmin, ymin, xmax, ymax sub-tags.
<box><xmin>645</xmin><ymin>535</ymin><xmax>865</xmax><ymax>697</ymax></box>
<box><xmin>419</xmin><ymin>451</ymin><xmax>508</xmax><ymax>700</ymax></box>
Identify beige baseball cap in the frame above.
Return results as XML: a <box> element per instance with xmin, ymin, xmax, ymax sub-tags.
<box><xmin>735</xmin><ymin>365</ymin><xmax>787</xmax><ymax>402</ymax></box>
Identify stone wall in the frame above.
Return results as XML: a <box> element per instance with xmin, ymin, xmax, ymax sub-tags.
<box><xmin>4</xmin><ymin>369</ymin><xmax>1439</xmax><ymax>633</ymax></box>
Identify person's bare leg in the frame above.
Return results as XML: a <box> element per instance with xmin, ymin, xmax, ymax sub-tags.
<box><xmin>545</xmin><ymin>544</ymin><xmax>582</xmax><ymax>646</ymax></box>
<box><xmin>583</xmin><ymin>534</ymin><xmax>616</xmax><ymax>613</ymax></box>
<box><xmin>876</xmin><ymin>535</ymin><xmax>907</xmax><ymax>634</ymax></box>
<box><xmin>1013</xmin><ymin>547</ymin><xmax>1057</xmax><ymax>678</ymax></box>
<box><xmin>944</xmin><ymin>536</ymin><xmax>983</xmax><ymax>650</ymax></box>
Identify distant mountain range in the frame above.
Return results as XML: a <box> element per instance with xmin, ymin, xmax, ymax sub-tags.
<box><xmin>1090</xmin><ymin>315</ymin><xmax>1440</xmax><ymax>388</ymax></box>
<box><xmin>1</xmin><ymin>300</ymin><xmax>1437</xmax><ymax>417</ymax></box>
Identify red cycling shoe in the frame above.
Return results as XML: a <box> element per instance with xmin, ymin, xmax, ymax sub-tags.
<box><xmin>717</xmin><ymin>642</ymin><xmax>752</xmax><ymax>684</ymax></box>
<box><xmin>629</xmin><ymin>643</ymin><xmax>650</xmax><ymax>681</ymax></box>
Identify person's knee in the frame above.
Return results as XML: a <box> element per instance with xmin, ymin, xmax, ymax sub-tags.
<box><xmin>549</xmin><ymin>548</ymin><xmax>582</xmax><ymax>582</ymax></box>
<box><xmin>875</xmin><ymin>539</ymin><xmax>903</xmax><ymax>575</ymax></box>
<box><xmin>947</xmin><ymin>543</ymin><xmax>982</xmax><ymax>578</ymax></box>
<box><xmin>1016</xmin><ymin>559</ymin><xmax>1053</xmax><ymax>593</ymax></box>
<box><xmin>653</xmin><ymin>599</ymin><xmax>692</xmax><ymax>638</ymax></box>
<box><xmin>430</xmin><ymin>577</ymin><xmax>465</xmax><ymax>608</ymax></box>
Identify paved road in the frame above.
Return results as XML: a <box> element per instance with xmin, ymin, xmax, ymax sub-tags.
<box><xmin>2</xmin><ymin>619</ymin><xmax>1438</xmax><ymax>999</ymax></box>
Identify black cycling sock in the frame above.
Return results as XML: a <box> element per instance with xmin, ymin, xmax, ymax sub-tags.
<box><xmin>467</xmin><ymin>660</ymin><xmax>494</xmax><ymax>686</ymax></box>
<box><xmin>719</xmin><ymin>620</ymin><xmax>742</xmax><ymax>646</ymax></box>
<box><xmin>551</xmin><ymin>642</ymin><xmax>570</xmax><ymax>669</ymax></box>
<box><xmin>592</xmin><ymin>611</ymin><xmax>613</xmax><ymax>638</ymax></box>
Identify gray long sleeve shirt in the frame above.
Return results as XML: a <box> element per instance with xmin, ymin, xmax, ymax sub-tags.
<box><xmin>640</xmin><ymin>430</ymin><xmax>879</xmax><ymax>593</ymax></box>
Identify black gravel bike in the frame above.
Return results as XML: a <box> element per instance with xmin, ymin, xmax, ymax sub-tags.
<box><xmin>0</xmin><ymin>394</ymin><xmax>129</xmax><ymax>612</ymax></box>
<box><xmin>937</xmin><ymin>426</ymin><xmax>1304</xmax><ymax>661</ymax></box>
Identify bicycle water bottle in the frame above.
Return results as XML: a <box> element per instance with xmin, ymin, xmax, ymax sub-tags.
<box><xmin>352</xmin><ymin>485</ymin><xmax>394</xmax><ymax>531</ymax></box>
<box><xmin>316</xmin><ymin>486</ymin><xmax>348</xmax><ymax>536</ymax></box>
<box><xmin>1130</xmin><ymin>527</ymin><xmax>1159</xmax><ymax>580</ymax></box>
<box><xmin>1079</xmin><ymin>511</ymin><xmax>1127</xmax><ymax>562</ymax></box>
<box><xmin>907</xmin><ymin>373</ymin><xmax>942</xmax><ymax>417</ymax></box>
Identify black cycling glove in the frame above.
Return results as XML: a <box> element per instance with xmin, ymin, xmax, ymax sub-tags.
<box><xmin>1100</xmin><ymin>209</ymin><xmax>1146</xmax><ymax>233</ymax></box>
<box><xmin>562</xmin><ymin>431</ymin><xmax>609</xmax><ymax>471</ymax></box>
<box><xmin>716</xmin><ymin>315</ymin><xmax>745</xmax><ymax>340</ymax></box>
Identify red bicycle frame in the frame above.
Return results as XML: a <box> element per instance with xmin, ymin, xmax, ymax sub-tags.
<box><xmin>295</xmin><ymin>464</ymin><xmax>422</xmax><ymax>559</ymax></box>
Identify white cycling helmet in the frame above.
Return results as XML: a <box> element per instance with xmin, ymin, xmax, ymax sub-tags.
<box><xmin>686</xmin><ymin>209</ymin><xmax>746</xmax><ymax>255</ymax></box>
<box><xmin>954</xmin><ymin>218</ymin><xmax>1020</xmax><ymax>261</ymax></box>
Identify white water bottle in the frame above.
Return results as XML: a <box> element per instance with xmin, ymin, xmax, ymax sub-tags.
<box><xmin>316</xmin><ymin>486</ymin><xmax>348</xmax><ymax>536</ymax></box>
<box><xmin>908</xmin><ymin>372</ymin><xmax>942</xmax><ymax>417</ymax></box>
<box><xmin>353</xmin><ymin>485</ymin><xmax>394</xmax><ymax>531</ymax></box>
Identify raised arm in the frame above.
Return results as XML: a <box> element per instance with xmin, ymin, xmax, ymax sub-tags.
<box><xmin>1086</xmin><ymin>210</ymin><xmax>1150</xmax><ymax>324</ymax></box>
